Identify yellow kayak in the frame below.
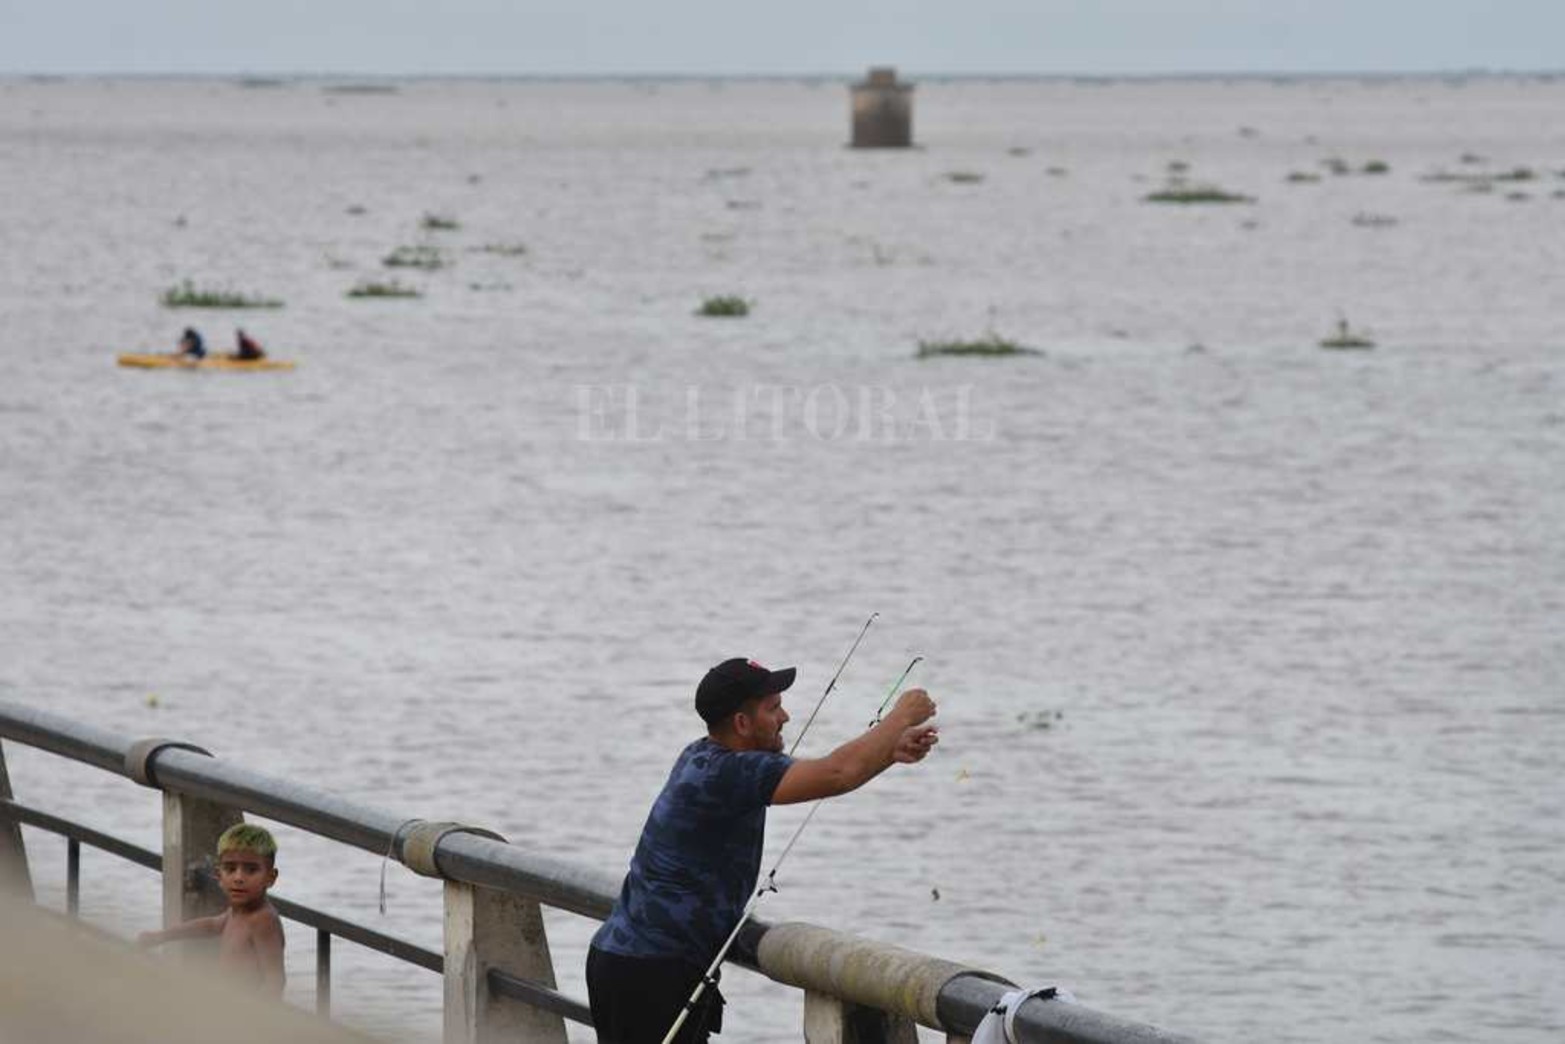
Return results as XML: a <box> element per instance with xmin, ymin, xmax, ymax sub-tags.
<box><xmin>118</xmin><ymin>353</ymin><xmax>295</xmax><ymax>372</ymax></box>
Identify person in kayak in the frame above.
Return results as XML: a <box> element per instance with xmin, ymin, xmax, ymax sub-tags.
<box><xmin>176</xmin><ymin>327</ymin><xmax>206</xmax><ymax>359</ymax></box>
<box><xmin>585</xmin><ymin>657</ymin><xmax>939</xmax><ymax>1043</ymax></box>
<box><xmin>233</xmin><ymin>329</ymin><xmax>266</xmax><ymax>361</ymax></box>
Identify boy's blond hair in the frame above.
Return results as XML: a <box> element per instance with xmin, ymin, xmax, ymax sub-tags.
<box><xmin>217</xmin><ymin>824</ymin><xmax>278</xmax><ymax>863</ymax></box>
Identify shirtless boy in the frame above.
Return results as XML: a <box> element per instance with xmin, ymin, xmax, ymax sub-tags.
<box><xmin>138</xmin><ymin>823</ymin><xmax>286</xmax><ymax>996</ymax></box>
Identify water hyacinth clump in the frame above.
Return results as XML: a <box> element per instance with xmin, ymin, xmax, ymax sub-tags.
<box><xmin>346</xmin><ymin>280</ymin><xmax>422</xmax><ymax>299</ymax></box>
<box><xmin>1319</xmin><ymin>318</ymin><xmax>1375</xmax><ymax>350</ymax></box>
<box><xmin>696</xmin><ymin>295</ymin><xmax>750</xmax><ymax>317</ymax></box>
<box><xmin>160</xmin><ymin>280</ymin><xmax>283</xmax><ymax>309</ymax></box>
<box><xmin>944</xmin><ymin>171</ymin><xmax>985</xmax><ymax>184</ymax></box>
<box><xmin>1144</xmin><ymin>184</ymin><xmax>1254</xmax><ymax>204</ymax></box>
<box><xmin>471</xmin><ymin>242</ymin><xmax>528</xmax><ymax>257</ymax></box>
<box><xmin>382</xmin><ymin>245</ymin><xmax>445</xmax><ymax>270</ymax></box>
<box><xmin>916</xmin><ymin>334</ymin><xmax>1042</xmax><ymax>358</ymax></box>
<box><xmin>1422</xmin><ymin>166</ymin><xmax>1538</xmax><ymax>188</ymax></box>
<box><xmin>420</xmin><ymin>213</ymin><xmax>460</xmax><ymax>231</ymax></box>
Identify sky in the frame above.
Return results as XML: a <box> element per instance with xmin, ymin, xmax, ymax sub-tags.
<box><xmin>0</xmin><ymin>1</ymin><xmax>1560</xmax><ymax>77</ymax></box>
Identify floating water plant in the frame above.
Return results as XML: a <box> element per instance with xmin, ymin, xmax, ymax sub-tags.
<box><xmin>696</xmin><ymin>295</ymin><xmax>750</xmax><ymax>317</ymax></box>
<box><xmin>1015</xmin><ymin>710</ymin><xmax>1064</xmax><ymax>730</ymax></box>
<box><xmin>1423</xmin><ymin>166</ymin><xmax>1537</xmax><ymax>187</ymax></box>
<box><xmin>160</xmin><ymin>280</ymin><xmax>283</xmax><ymax>309</ymax></box>
<box><xmin>1286</xmin><ymin>171</ymin><xmax>1322</xmax><ymax>183</ymax></box>
<box><xmin>1144</xmin><ymin>184</ymin><xmax>1254</xmax><ymax>204</ymax></box>
<box><xmin>1319</xmin><ymin>318</ymin><xmax>1375</xmax><ymax>350</ymax></box>
<box><xmin>346</xmin><ymin>280</ymin><xmax>421</xmax><ymax>299</ymax></box>
<box><xmin>944</xmin><ymin>171</ymin><xmax>986</xmax><ymax>184</ymax></box>
<box><xmin>471</xmin><ymin>242</ymin><xmax>528</xmax><ymax>257</ymax></box>
<box><xmin>1362</xmin><ymin>160</ymin><xmax>1391</xmax><ymax>174</ymax></box>
<box><xmin>1166</xmin><ymin>160</ymin><xmax>1191</xmax><ymax>174</ymax></box>
<box><xmin>382</xmin><ymin>245</ymin><xmax>445</xmax><ymax>270</ymax></box>
<box><xmin>420</xmin><ymin>213</ymin><xmax>460</xmax><ymax>231</ymax></box>
<box><xmin>1321</xmin><ymin>157</ymin><xmax>1353</xmax><ymax>176</ymax></box>
<box><xmin>916</xmin><ymin>334</ymin><xmax>1041</xmax><ymax>358</ymax></box>
<box><xmin>1351</xmin><ymin>212</ymin><xmax>1399</xmax><ymax>228</ymax></box>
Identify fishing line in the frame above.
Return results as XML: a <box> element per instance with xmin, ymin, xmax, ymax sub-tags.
<box><xmin>377</xmin><ymin>818</ymin><xmax>422</xmax><ymax>916</ymax></box>
<box><xmin>660</xmin><ymin>653</ymin><xmax>923</xmax><ymax>1044</ymax></box>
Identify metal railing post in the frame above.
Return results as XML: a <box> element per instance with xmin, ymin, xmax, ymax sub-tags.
<box><xmin>0</xmin><ymin>739</ymin><xmax>34</xmax><ymax>901</ymax></box>
<box><xmin>804</xmin><ymin>990</ymin><xmax>919</xmax><ymax>1043</ymax></box>
<box><xmin>317</xmin><ymin>929</ymin><xmax>332</xmax><ymax>1017</ymax></box>
<box><xmin>66</xmin><ymin>838</ymin><xmax>80</xmax><ymax>916</ymax></box>
<box><xmin>161</xmin><ymin>790</ymin><xmax>243</xmax><ymax>927</ymax></box>
<box><xmin>443</xmin><ymin>880</ymin><xmax>566</xmax><ymax>1044</ymax></box>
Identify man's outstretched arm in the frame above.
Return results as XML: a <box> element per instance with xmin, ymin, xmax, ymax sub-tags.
<box><xmin>772</xmin><ymin>689</ymin><xmax>938</xmax><ymax>805</ymax></box>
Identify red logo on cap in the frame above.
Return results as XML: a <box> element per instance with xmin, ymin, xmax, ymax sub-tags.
<box><xmin>747</xmin><ymin>660</ymin><xmax>765</xmax><ymax>670</ymax></box>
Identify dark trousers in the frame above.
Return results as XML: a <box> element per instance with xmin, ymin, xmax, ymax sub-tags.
<box><xmin>586</xmin><ymin>946</ymin><xmax>724</xmax><ymax>1044</ymax></box>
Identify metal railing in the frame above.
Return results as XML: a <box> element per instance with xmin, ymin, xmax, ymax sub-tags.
<box><xmin>0</xmin><ymin>699</ymin><xmax>1199</xmax><ymax>1044</ymax></box>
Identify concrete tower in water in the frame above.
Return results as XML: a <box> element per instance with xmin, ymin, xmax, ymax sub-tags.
<box><xmin>850</xmin><ymin>67</ymin><xmax>914</xmax><ymax>147</ymax></box>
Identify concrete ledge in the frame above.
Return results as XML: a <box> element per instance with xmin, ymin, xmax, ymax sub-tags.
<box><xmin>756</xmin><ymin>921</ymin><xmax>990</xmax><ymax>1028</ymax></box>
<box><xmin>0</xmin><ymin>895</ymin><xmax>373</xmax><ymax>1044</ymax></box>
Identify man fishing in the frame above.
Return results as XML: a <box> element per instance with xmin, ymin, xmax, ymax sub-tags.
<box><xmin>586</xmin><ymin>654</ymin><xmax>939</xmax><ymax>1043</ymax></box>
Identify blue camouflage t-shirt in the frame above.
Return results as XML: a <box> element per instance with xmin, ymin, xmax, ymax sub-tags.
<box><xmin>592</xmin><ymin>737</ymin><xmax>793</xmax><ymax>967</ymax></box>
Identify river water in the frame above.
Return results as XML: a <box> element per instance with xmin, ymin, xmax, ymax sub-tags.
<box><xmin>0</xmin><ymin>75</ymin><xmax>1562</xmax><ymax>1043</ymax></box>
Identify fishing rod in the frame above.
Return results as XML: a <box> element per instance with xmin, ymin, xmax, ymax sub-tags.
<box><xmin>660</xmin><ymin>651</ymin><xmax>923</xmax><ymax>1044</ymax></box>
<box><xmin>869</xmin><ymin>655</ymin><xmax>923</xmax><ymax>728</ymax></box>
<box><xmin>788</xmin><ymin>612</ymin><xmax>876</xmax><ymax>757</ymax></box>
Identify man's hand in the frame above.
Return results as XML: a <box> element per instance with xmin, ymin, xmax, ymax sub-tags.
<box><xmin>893</xmin><ymin>724</ymin><xmax>939</xmax><ymax>763</ymax></box>
<box><xmin>889</xmin><ymin>688</ymin><xmax>936</xmax><ymax>727</ymax></box>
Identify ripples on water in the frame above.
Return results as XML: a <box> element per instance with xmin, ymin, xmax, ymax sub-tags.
<box><xmin>1</xmin><ymin>76</ymin><xmax>1562</xmax><ymax>1043</ymax></box>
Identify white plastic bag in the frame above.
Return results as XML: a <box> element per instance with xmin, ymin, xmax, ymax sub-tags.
<box><xmin>969</xmin><ymin>987</ymin><xmax>1078</xmax><ymax>1044</ymax></box>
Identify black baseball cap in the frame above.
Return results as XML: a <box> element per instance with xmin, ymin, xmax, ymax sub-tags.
<box><xmin>695</xmin><ymin>658</ymin><xmax>797</xmax><ymax>725</ymax></box>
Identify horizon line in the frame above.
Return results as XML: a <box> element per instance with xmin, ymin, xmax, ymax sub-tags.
<box><xmin>4</xmin><ymin>66</ymin><xmax>1563</xmax><ymax>83</ymax></box>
